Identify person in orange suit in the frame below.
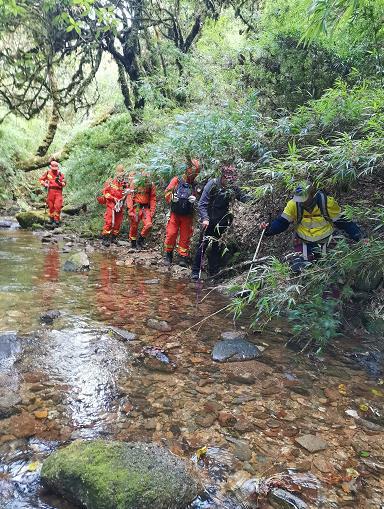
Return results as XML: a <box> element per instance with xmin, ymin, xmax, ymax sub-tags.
<box><xmin>127</xmin><ymin>169</ymin><xmax>156</xmax><ymax>249</ymax></box>
<box><xmin>101</xmin><ymin>164</ymin><xmax>127</xmax><ymax>247</ymax></box>
<box><xmin>163</xmin><ymin>158</ymin><xmax>200</xmax><ymax>266</ymax></box>
<box><xmin>39</xmin><ymin>159</ymin><xmax>66</xmax><ymax>227</ymax></box>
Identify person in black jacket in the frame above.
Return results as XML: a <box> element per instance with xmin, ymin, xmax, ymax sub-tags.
<box><xmin>191</xmin><ymin>165</ymin><xmax>248</xmax><ymax>279</ymax></box>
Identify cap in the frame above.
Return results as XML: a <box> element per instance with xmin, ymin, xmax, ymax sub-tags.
<box><xmin>292</xmin><ymin>181</ymin><xmax>312</xmax><ymax>203</ymax></box>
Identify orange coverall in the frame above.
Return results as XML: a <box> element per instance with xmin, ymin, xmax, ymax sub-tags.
<box><xmin>39</xmin><ymin>167</ymin><xmax>66</xmax><ymax>221</ymax></box>
<box><xmin>164</xmin><ymin>160</ymin><xmax>199</xmax><ymax>257</ymax></box>
<box><xmin>101</xmin><ymin>178</ymin><xmax>126</xmax><ymax>236</ymax></box>
<box><xmin>127</xmin><ymin>183</ymin><xmax>156</xmax><ymax>240</ymax></box>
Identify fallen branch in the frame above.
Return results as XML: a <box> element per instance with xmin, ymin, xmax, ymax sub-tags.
<box><xmin>211</xmin><ymin>256</ymin><xmax>271</xmax><ymax>279</ymax></box>
<box><xmin>16</xmin><ymin>147</ymin><xmax>69</xmax><ymax>172</ymax></box>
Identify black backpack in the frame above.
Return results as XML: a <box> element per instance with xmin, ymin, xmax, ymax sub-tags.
<box><xmin>296</xmin><ymin>190</ymin><xmax>332</xmax><ymax>225</ymax></box>
<box><xmin>170</xmin><ymin>177</ymin><xmax>194</xmax><ymax>215</ymax></box>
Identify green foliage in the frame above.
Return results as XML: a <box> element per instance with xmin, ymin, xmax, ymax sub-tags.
<box><xmin>232</xmin><ymin>239</ymin><xmax>384</xmax><ymax>348</ymax></box>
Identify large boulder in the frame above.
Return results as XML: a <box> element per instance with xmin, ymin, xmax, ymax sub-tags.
<box><xmin>63</xmin><ymin>251</ymin><xmax>90</xmax><ymax>272</ymax></box>
<box><xmin>62</xmin><ymin>203</ymin><xmax>87</xmax><ymax>216</ymax></box>
<box><xmin>41</xmin><ymin>440</ymin><xmax>201</xmax><ymax>509</ymax></box>
<box><xmin>15</xmin><ymin>211</ymin><xmax>46</xmax><ymax>229</ymax></box>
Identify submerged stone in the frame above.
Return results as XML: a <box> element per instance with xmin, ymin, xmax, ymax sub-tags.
<box><xmin>41</xmin><ymin>440</ymin><xmax>200</xmax><ymax>509</ymax></box>
<box><xmin>0</xmin><ymin>391</ymin><xmax>21</xmax><ymax>418</ymax></box>
<box><xmin>269</xmin><ymin>488</ymin><xmax>308</xmax><ymax>509</ymax></box>
<box><xmin>212</xmin><ymin>338</ymin><xmax>261</xmax><ymax>362</ymax></box>
<box><xmin>295</xmin><ymin>434</ymin><xmax>327</xmax><ymax>453</ymax></box>
<box><xmin>63</xmin><ymin>251</ymin><xmax>90</xmax><ymax>272</ymax></box>
<box><xmin>15</xmin><ymin>211</ymin><xmax>46</xmax><ymax>229</ymax></box>
<box><xmin>147</xmin><ymin>318</ymin><xmax>172</xmax><ymax>332</ymax></box>
<box><xmin>220</xmin><ymin>330</ymin><xmax>246</xmax><ymax>341</ymax></box>
<box><xmin>137</xmin><ymin>346</ymin><xmax>177</xmax><ymax>372</ymax></box>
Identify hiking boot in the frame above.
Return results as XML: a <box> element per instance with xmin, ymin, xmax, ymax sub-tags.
<box><xmin>102</xmin><ymin>235</ymin><xmax>111</xmax><ymax>247</ymax></box>
<box><xmin>49</xmin><ymin>217</ymin><xmax>55</xmax><ymax>225</ymax></box>
<box><xmin>111</xmin><ymin>235</ymin><xmax>120</xmax><ymax>245</ymax></box>
<box><xmin>137</xmin><ymin>235</ymin><xmax>146</xmax><ymax>249</ymax></box>
<box><xmin>191</xmin><ymin>271</ymin><xmax>200</xmax><ymax>281</ymax></box>
<box><xmin>164</xmin><ymin>251</ymin><xmax>173</xmax><ymax>266</ymax></box>
<box><xmin>131</xmin><ymin>239</ymin><xmax>137</xmax><ymax>249</ymax></box>
<box><xmin>53</xmin><ymin>220</ymin><xmax>60</xmax><ymax>228</ymax></box>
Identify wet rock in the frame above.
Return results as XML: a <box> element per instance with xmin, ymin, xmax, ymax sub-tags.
<box><xmin>220</xmin><ymin>330</ymin><xmax>246</xmax><ymax>341</ymax></box>
<box><xmin>212</xmin><ymin>338</ymin><xmax>261</xmax><ymax>362</ymax></box>
<box><xmin>110</xmin><ymin>327</ymin><xmax>137</xmax><ymax>341</ymax></box>
<box><xmin>231</xmin><ymin>440</ymin><xmax>252</xmax><ymax>461</ymax></box>
<box><xmin>269</xmin><ymin>488</ymin><xmax>308</xmax><ymax>509</ymax></box>
<box><xmin>0</xmin><ymin>332</ymin><xmax>21</xmax><ymax>362</ymax></box>
<box><xmin>0</xmin><ymin>392</ymin><xmax>21</xmax><ymax>418</ymax></box>
<box><xmin>295</xmin><ymin>434</ymin><xmax>328</xmax><ymax>453</ymax></box>
<box><xmin>144</xmin><ymin>278</ymin><xmax>160</xmax><ymax>285</ymax></box>
<box><xmin>195</xmin><ymin>413</ymin><xmax>217</xmax><ymax>428</ymax></box>
<box><xmin>62</xmin><ymin>203</ymin><xmax>87</xmax><ymax>216</ymax></box>
<box><xmin>16</xmin><ymin>210</ymin><xmax>46</xmax><ymax>228</ymax></box>
<box><xmin>40</xmin><ymin>310</ymin><xmax>61</xmax><ymax>324</ymax></box>
<box><xmin>41</xmin><ymin>440</ymin><xmax>201</xmax><ymax>509</ymax></box>
<box><xmin>218</xmin><ymin>411</ymin><xmax>237</xmax><ymax>427</ymax></box>
<box><xmin>63</xmin><ymin>251</ymin><xmax>90</xmax><ymax>272</ymax></box>
<box><xmin>137</xmin><ymin>347</ymin><xmax>176</xmax><ymax>373</ymax></box>
<box><xmin>147</xmin><ymin>318</ymin><xmax>172</xmax><ymax>332</ymax></box>
<box><xmin>0</xmin><ymin>219</ymin><xmax>13</xmax><ymax>228</ymax></box>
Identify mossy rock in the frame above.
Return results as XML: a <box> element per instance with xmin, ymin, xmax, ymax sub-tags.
<box><xmin>41</xmin><ymin>440</ymin><xmax>201</xmax><ymax>509</ymax></box>
<box><xmin>16</xmin><ymin>211</ymin><xmax>47</xmax><ymax>229</ymax></box>
<box><xmin>362</xmin><ymin>313</ymin><xmax>384</xmax><ymax>334</ymax></box>
<box><xmin>63</xmin><ymin>251</ymin><xmax>90</xmax><ymax>272</ymax></box>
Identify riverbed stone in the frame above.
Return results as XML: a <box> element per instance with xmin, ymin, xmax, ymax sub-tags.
<box><xmin>147</xmin><ymin>318</ymin><xmax>172</xmax><ymax>332</ymax></box>
<box><xmin>16</xmin><ymin>211</ymin><xmax>47</xmax><ymax>228</ymax></box>
<box><xmin>41</xmin><ymin>440</ymin><xmax>201</xmax><ymax>509</ymax></box>
<box><xmin>295</xmin><ymin>434</ymin><xmax>328</xmax><ymax>453</ymax></box>
<box><xmin>0</xmin><ymin>392</ymin><xmax>21</xmax><ymax>418</ymax></box>
<box><xmin>110</xmin><ymin>327</ymin><xmax>137</xmax><ymax>341</ymax></box>
<box><xmin>220</xmin><ymin>330</ymin><xmax>246</xmax><ymax>341</ymax></box>
<box><xmin>269</xmin><ymin>488</ymin><xmax>308</xmax><ymax>509</ymax></box>
<box><xmin>212</xmin><ymin>338</ymin><xmax>261</xmax><ymax>362</ymax></box>
<box><xmin>63</xmin><ymin>251</ymin><xmax>90</xmax><ymax>272</ymax></box>
<box><xmin>40</xmin><ymin>310</ymin><xmax>61</xmax><ymax>324</ymax></box>
<box><xmin>138</xmin><ymin>347</ymin><xmax>177</xmax><ymax>373</ymax></box>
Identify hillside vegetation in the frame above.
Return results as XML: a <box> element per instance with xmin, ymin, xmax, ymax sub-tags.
<box><xmin>0</xmin><ymin>0</ymin><xmax>383</xmax><ymax>348</ymax></box>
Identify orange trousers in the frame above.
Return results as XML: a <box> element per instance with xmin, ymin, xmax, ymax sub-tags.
<box><xmin>164</xmin><ymin>212</ymin><xmax>193</xmax><ymax>257</ymax></box>
<box><xmin>129</xmin><ymin>207</ymin><xmax>152</xmax><ymax>240</ymax></box>
<box><xmin>46</xmin><ymin>188</ymin><xmax>63</xmax><ymax>221</ymax></box>
<box><xmin>102</xmin><ymin>207</ymin><xmax>124</xmax><ymax>236</ymax></box>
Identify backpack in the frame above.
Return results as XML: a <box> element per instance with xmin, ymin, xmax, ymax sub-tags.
<box><xmin>296</xmin><ymin>190</ymin><xmax>332</xmax><ymax>225</ymax></box>
<box><xmin>170</xmin><ymin>176</ymin><xmax>194</xmax><ymax>215</ymax></box>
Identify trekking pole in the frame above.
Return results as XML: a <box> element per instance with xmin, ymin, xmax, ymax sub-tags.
<box><xmin>244</xmin><ymin>228</ymin><xmax>266</xmax><ymax>286</ymax></box>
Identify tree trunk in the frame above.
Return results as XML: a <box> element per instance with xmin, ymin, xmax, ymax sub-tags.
<box><xmin>36</xmin><ymin>64</ymin><xmax>60</xmax><ymax>156</ymax></box>
<box><xmin>117</xmin><ymin>62</ymin><xmax>133</xmax><ymax>111</ymax></box>
<box><xmin>36</xmin><ymin>102</ymin><xmax>60</xmax><ymax>156</ymax></box>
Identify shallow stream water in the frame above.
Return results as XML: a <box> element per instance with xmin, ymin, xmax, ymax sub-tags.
<box><xmin>0</xmin><ymin>227</ymin><xmax>383</xmax><ymax>509</ymax></box>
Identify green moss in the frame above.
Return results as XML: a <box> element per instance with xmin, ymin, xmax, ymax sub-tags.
<box><xmin>15</xmin><ymin>211</ymin><xmax>47</xmax><ymax>228</ymax></box>
<box><xmin>41</xmin><ymin>440</ymin><xmax>200</xmax><ymax>509</ymax></box>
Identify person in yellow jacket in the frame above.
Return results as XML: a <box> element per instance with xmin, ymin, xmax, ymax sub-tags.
<box><xmin>260</xmin><ymin>181</ymin><xmax>362</xmax><ymax>271</ymax></box>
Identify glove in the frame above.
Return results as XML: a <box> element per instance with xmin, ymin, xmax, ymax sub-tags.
<box><xmin>259</xmin><ymin>222</ymin><xmax>269</xmax><ymax>230</ymax></box>
<box><xmin>172</xmin><ymin>194</ymin><xmax>179</xmax><ymax>203</ymax></box>
<box><xmin>188</xmin><ymin>195</ymin><xmax>196</xmax><ymax>203</ymax></box>
<box><xmin>202</xmin><ymin>219</ymin><xmax>209</xmax><ymax>229</ymax></box>
<box><xmin>44</xmin><ymin>182</ymin><xmax>49</xmax><ymax>188</ymax></box>
<box><xmin>55</xmin><ymin>176</ymin><xmax>60</xmax><ymax>184</ymax></box>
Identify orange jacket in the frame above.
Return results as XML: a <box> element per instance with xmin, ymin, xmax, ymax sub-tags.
<box><xmin>39</xmin><ymin>169</ymin><xmax>66</xmax><ymax>190</ymax></box>
<box><xmin>102</xmin><ymin>178</ymin><xmax>125</xmax><ymax>208</ymax></box>
<box><xmin>127</xmin><ymin>183</ymin><xmax>156</xmax><ymax>217</ymax></box>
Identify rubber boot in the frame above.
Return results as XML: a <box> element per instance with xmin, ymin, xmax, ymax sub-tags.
<box><xmin>164</xmin><ymin>251</ymin><xmax>173</xmax><ymax>266</ymax></box>
<box><xmin>137</xmin><ymin>235</ymin><xmax>146</xmax><ymax>249</ymax></box>
<box><xmin>111</xmin><ymin>235</ymin><xmax>119</xmax><ymax>245</ymax></box>
<box><xmin>102</xmin><ymin>235</ymin><xmax>111</xmax><ymax>247</ymax></box>
<box><xmin>53</xmin><ymin>220</ymin><xmax>60</xmax><ymax>228</ymax></box>
<box><xmin>131</xmin><ymin>239</ymin><xmax>137</xmax><ymax>249</ymax></box>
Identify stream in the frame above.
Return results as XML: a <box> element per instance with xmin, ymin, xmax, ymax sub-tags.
<box><xmin>0</xmin><ymin>226</ymin><xmax>383</xmax><ymax>508</ymax></box>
